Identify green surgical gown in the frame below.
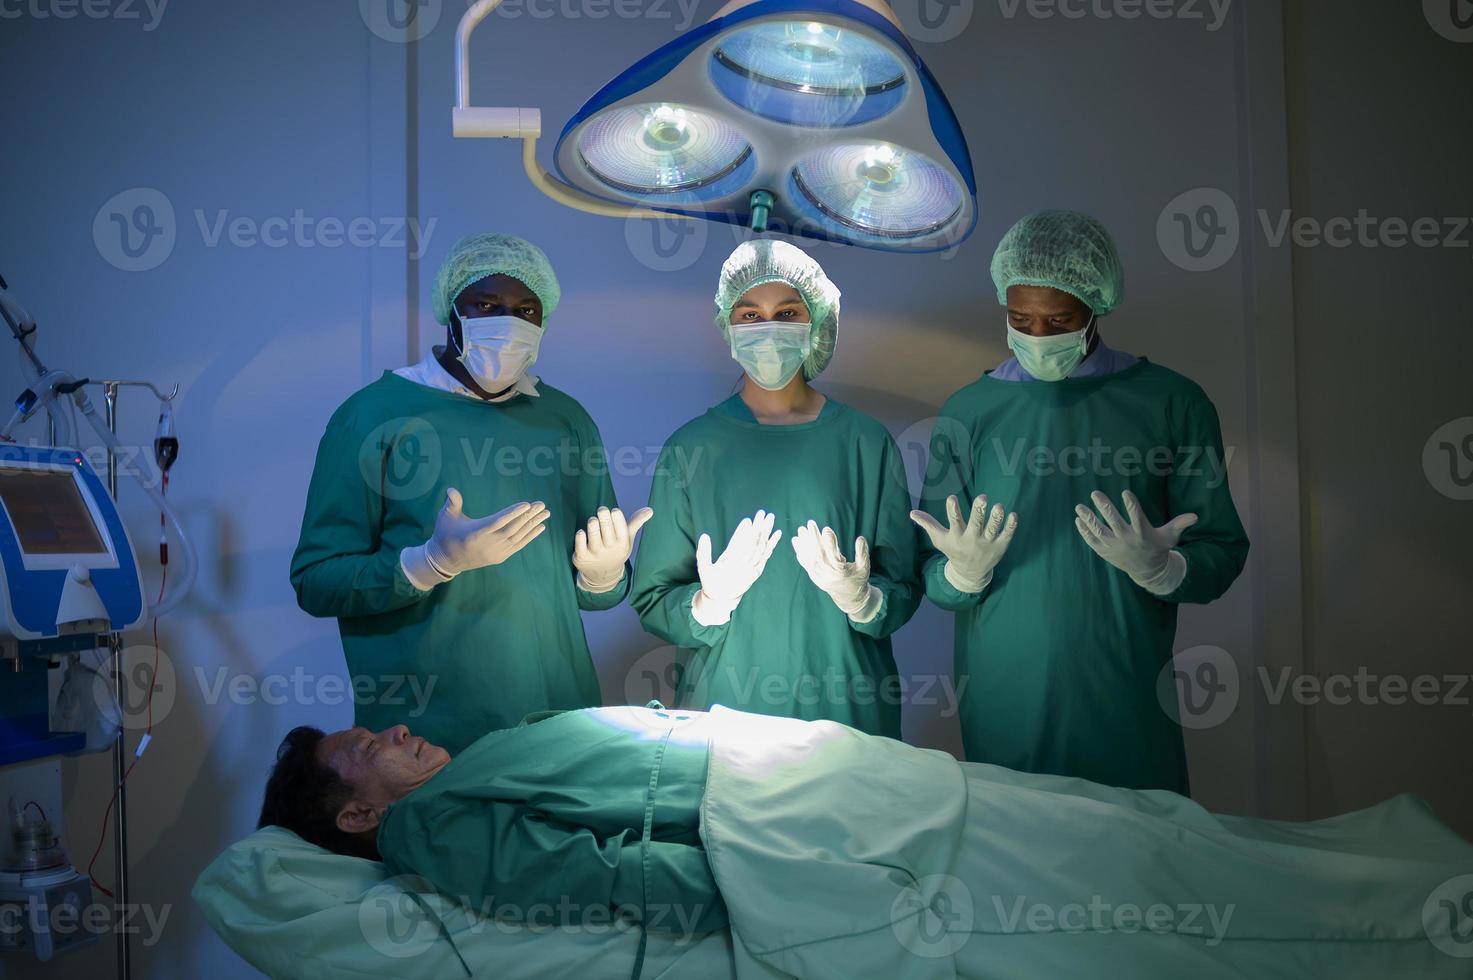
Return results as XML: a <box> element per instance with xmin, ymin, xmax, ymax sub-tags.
<box><xmin>920</xmin><ymin>360</ymin><xmax>1248</xmax><ymax>792</ymax></box>
<box><xmin>376</xmin><ymin>706</ymin><xmax>727</xmax><ymax>936</ymax></box>
<box><xmin>290</xmin><ymin>372</ymin><xmax>626</xmax><ymax>756</ymax></box>
<box><xmin>631</xmin><ymin>394</ymin><xmax>920</xmax><ymax>737</ymax></box>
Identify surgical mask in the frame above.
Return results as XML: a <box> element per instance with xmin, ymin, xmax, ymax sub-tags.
<box><xmin>730</xmin><ymin>321</ymin><xmax>812</xmax><ymax>391</ymax></box>
<box><xmin>1005</xmin><ymin>315</ymin><xmax>1095</xmax><ymax>382</ymax></box>
<box><xmin>455</xmin><ymin>314</ymin><xmax>542</xmax><ymax>391</ymax></box>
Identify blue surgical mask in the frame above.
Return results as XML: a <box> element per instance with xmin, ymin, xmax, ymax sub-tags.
<box><xmin>730</xmin><ymin>321</ymin><xmax>812</xmax><ymax>391</ymax></box>
<box><xmin>1005</xmin><ymin>314</ymin><xmax>1095</xmax><ymax>382</ymax></box>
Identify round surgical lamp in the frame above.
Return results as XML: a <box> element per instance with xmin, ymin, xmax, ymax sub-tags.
<box><xmin>453</xmin><ymin>0</ymin><xmax>976</xmax><ymax>252</ymax></box>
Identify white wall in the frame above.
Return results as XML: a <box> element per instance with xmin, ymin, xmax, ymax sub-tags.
<box><xmin>4</xmin><ymin>0</ymin><xmax>1458</xmax><ymax>977</ymax></box>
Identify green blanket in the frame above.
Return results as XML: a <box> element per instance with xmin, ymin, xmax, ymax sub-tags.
<box><xmin>698</xmin><ymin>706</ymin><xmax>1473</xmax><ymax>979</ymax></box>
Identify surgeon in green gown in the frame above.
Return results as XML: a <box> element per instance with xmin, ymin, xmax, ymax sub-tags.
<box><xmin>291</xmin><ymin>233</ymin><xmax>651</xmax><ymax>756</ymax></box>
<box><xmin>914</xmin><ymin>211</ymin><xmax>1249</xmax><ymax>792</ymax></box>
<box><xmin>631</xmin><ymin>241</ymin><xmax>920</xmax><ymax>737</ymax></box>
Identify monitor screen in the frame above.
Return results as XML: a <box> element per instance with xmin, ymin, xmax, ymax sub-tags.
<box><xmin>0</xmin><ymin>467</ymin><xmax>109</xmax><ymax>556</ymax></box>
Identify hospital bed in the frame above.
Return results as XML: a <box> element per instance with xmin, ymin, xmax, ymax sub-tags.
<box><xmin>195</xmin><ymin>707</ymin><xmax>1473</xmax><ymax>980</ymax></box>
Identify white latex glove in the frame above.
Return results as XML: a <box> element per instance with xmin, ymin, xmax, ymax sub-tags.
<box><xmin>909</xmin><ymin>494</ymin><xmax>1018</xmax><ymax>594</ymax></box>
<box><xmin>691</xmin><ymin>509</ymin><xmax>783</xmax><ymax>627</ymax></box>
<box><xmin>1074</xmin><ymin>490</ymin><xmax>1196</xmax><ymax>596</ymax></box>
<box><xmin>401</xmin><ymin>489</ymin><xmax>550</xmax><ymax>588</ymax></box>
<box><xmin>791</xmin><ymin>521</ymin><xmax>882</xmax><ymax>623</ymax></box>
<box><xmin>573</xmin><ymin>506</ymin><xmax>654</xmax><ymax>593</ymax></box>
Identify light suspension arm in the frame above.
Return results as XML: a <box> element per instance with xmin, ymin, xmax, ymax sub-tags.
<box><xmin>454</xmin><ymin>0</ymin><xmax>686</xmax><ymax>221</ymax></box>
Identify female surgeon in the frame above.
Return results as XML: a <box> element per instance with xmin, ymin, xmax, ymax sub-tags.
<box><xmin>631</xmin><ymin>240</ymin><xmax>920</xmax><ymax>737</ymax></box>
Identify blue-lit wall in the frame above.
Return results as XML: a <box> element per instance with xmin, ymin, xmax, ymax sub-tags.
<box><xmin>2</xmin><ymin>1</ymin><xmax>1466</xmax><ymax>976</ymax></box>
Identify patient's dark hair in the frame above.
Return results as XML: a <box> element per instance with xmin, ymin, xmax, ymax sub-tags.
<box><xmin>257</xmin><ymin>726</ymin><xmax>380</xmax><ymax>860</ymax></box>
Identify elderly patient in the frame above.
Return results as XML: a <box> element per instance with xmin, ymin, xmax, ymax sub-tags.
<box><xmin>256</xmin><ymin>706</ymin><xmax>727</xmax><ymax>936</ymax></box>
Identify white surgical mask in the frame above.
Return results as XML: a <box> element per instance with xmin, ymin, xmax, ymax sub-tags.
<box><xmin>1005</xmin><ymin>314</ymin><xmax>1095</xmax><ymax>382</ymax></box>
<box><xmin>455</xmin><ymin>314</ymin><xmax>542</xmax><ymax>391</ymax></box>
<box><xmin>730</xmin><ymin>321</ymin><xmax>812</xmax><ymax>391</ymax></box>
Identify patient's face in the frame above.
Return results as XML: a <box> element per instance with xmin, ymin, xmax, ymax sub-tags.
<box><xmin>319</xmin><ymin>724</ymin><xmax>450</xmax><ymax>808</ymax></box>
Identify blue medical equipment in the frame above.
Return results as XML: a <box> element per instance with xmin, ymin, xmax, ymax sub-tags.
<box><xmin>0</xmin><ymin>444</ymin><xmax>145</xmax><ymax>655</ymax></box>
<box><xmin>0</xmin><ymin>272</ymin><xmax>194</xmax><ymax>980</ymax></box>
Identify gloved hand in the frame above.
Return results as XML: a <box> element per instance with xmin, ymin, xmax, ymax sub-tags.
<box><xmin>1074</xmin><ymin>490</ymin><xmax>1196</xmax><ymax>596</ymax></box>
<box><xmin>402</xmin><ymin>489</ymin><xmax>550</xmax><ymax>587</ymax></box>
<box><xmin>573</xmin><ymin>506</ymin><xmax>654</xmax><ymax>592</ymax></box>
<box><xmin>791</xmin><ymin>521</ymin><xmax>882</xmax><ymax>623</ymax></box>
<box><xmin>691</xmin><ymin>509</ymin><xmax>783</xmax><ymax>626</ymax></box>
<box><xmin>910</xmin><ymin>494</ymin><xmax>1019</xmax><ymax>594</ymax></box>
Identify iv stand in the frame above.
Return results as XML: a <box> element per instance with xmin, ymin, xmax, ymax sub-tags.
<box><xmin>5</xmin><ymin>272</ymin><xmax>184</xmax><ymax>980</ymax></box>
<box><xmin>42</xmin><ymin>395</ymin><xmax>132</xmax><ymax>980</ymax></box>
<box><xmin>97</xmin><ymin>378</ymin><xmax>175</xmax><ymax>980</ymax></box>
<box><xmin>49</xmin><ymin>378</ymin><xmax>177</xmax><ymax>980</ymax></box>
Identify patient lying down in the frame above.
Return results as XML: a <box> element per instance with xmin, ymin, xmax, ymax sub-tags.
<box><xmin>258</xmin><ymin>705</ymin><xmax>729</xmax><ymax>935</ymax></box>
<box><xmin>255</xmin><ymin>704</ymin><xmax>1473</xmax><ymax>976</ymax></box>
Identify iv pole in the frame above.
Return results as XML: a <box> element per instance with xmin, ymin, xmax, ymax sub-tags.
<box><xmin>5</xmin><ymin>271</ymin><xmax>186</xmax><ymax>980</ymax></box>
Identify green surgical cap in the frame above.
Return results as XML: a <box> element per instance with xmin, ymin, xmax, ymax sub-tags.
<box><xmin>989</xmin><ymin>210</ymin><xmax>1124</xmax><ymax>315</ymax></box>
<box><xmin>714</xmin><ymin>240</ymin><xmax>840</xmax><ymax>381</ymax></box>
<box><xmin>432</xmin><ymin>232</ymin><xmax>561</xmax><ymax>326</ymax></box>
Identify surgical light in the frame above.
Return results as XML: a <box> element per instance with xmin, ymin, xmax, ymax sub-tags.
<box><xmin>453</xmin><ymin>0</ymin><xmax>976</xmax><ymax>252</ymax></box>
<box><xmin>792</xmin><ymin>141</ymin><xmax>964</xmax><ymax>239</ymax></box>
<box><xmin>576</xmin><ymin>104</ymin><xmax>755</xmax><ymax>197</ymax></box>
<box><xmin>708</xmin><ymin>20</ymin><xmax>907</xmax><ymax>127</ymax></box>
